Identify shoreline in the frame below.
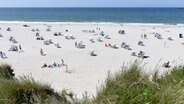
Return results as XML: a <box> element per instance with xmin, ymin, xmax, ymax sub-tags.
<box><xmin>0</xmin><ymin>21</ymin><xmax>183</xmax><ymax>26</ymax></box>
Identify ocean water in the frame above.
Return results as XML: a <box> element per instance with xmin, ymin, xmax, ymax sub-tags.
<box><xmin>0</xmin><ymin>8</ymin><xmax>184</xmax><ymax>23</ymax></box>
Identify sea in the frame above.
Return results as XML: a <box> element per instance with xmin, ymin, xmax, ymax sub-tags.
<box><xmin>0</xmin><ymin>8</ymin><xmax>184</xmax><ymax>24</ymax></box>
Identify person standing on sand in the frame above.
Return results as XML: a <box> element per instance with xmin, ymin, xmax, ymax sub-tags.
<box><xmin>75</xmin><ymin>42</ymin><xmax>77</xmax><ymax>48</ymax></box>
<box><xmin>40</xmin><ymin>48</ymin><xmax>44</xmax><ymax>56</ymax></box>
<box><xmin>0</xmin><ymin>51</ymin><xmax>3</xmax><ymax>58</ymax></box>
<box><xmin>61</xmin><ymin>59</ymin><xmax>64</xmax><ymax>65</ymax></box>
<box><xmin>19</xmin><ymin>45</ymin><xmax>22</xmax><ymax>52</ymax></box>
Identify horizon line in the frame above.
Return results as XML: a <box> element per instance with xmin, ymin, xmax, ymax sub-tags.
<box><xmin>0</xmin><ymin>7</ymin><xmax>183</xmax><ymax>8</ymax></box>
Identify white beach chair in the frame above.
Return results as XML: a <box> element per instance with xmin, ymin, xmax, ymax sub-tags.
<box><xmin>65</xmin><ymin>35</ymin><xmax>70</xmax><ymax>39</ymax></box>
<box><xmin>97</xmin><ymin>37</ymin><xmax>103</xmax><ymax>42</ymax></box>
<box><xmin>77</xmin><ymin>41</ymin><xmax>85</xmax><ymax>49</ymax></box>
<box><xmin>90</xmin><ymin>51</ymin><xmax>97</xmax><ymax>56</ymax></box>
<box><xmin>55</xmin><ymin>42</ymin><xmax>61</xmax><ymax>48</ymax></box>
<box><xmin>0</xmin><ymin>33</ymin><xmax>3</xmax><ymax>37</ymax></box>
<box><xmin>9</xmin><ymin>45</ymin><xmax>18</xmax><ymax>51</ymax></box>
<box><xmin>112</xmin><ymin>44</ymin><xmax>119</xmax><ymax>49</ymax></box>
<box><xmin>138</xmin><ymin>41</ymin><xmax>145</xmax><ymax>46</ymax></box>
<box><xmin>89</xmin><ymin>37</ymin><xmax>95</xmax><ymax>43</ymax></box>
<box><xmin>104</xmin><ymin>35</ymin><xmax>111</xmax><ymax>39</ymax></box>
<box><xmin>46</xmin><ymin>28</ymin><xmax>51</xmax><ymax>32</ymax></box>
<box><xmin>70</xmin><ymin>35</ymin><xmax>76</xmax><ymax>39</ymax></box>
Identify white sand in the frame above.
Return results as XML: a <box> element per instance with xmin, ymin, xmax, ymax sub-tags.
<box><xmin>0</xmin><ymin>22</ymin><xmax>184</xmax><ymax>98</ymax></box>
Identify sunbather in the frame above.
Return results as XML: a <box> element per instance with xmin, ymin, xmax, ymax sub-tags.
<box><xmin>41</xmin><ymin>63</ymin><xmax>47</xmax><ymax>68</ymax></box>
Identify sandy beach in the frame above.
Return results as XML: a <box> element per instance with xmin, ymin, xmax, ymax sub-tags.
<box><xmin>0</xmin><ymin>22</ymin><xmax>184</xmax><ymax>98</ymax></box>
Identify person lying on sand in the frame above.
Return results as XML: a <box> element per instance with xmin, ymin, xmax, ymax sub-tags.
<box><xmin>41</xmin><ymin>63</ymin><xmax>47</xmax><ymax>68</ymax></box>
<box><xmin>105</xmin><ymin>43</ymin><xmax>108</xmax><ymax>47</ymax></box>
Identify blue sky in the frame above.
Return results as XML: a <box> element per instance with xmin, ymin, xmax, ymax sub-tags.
<box><xmin>0</xmin><ymin>0</ymin><xmax>183</xmax><ymax>7</ymax></box>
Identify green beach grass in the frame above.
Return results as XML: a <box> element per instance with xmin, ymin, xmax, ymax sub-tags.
<box><xmin>0</xmin><ymin>62</ymin><xmax>184</xmax><ymax>104</ymax></box>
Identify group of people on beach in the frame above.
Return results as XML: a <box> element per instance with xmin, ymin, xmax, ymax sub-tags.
<box><xmin>41</xmin><ymin>59</ymin><xmax>65</xmax><ymax>68</ymax></box>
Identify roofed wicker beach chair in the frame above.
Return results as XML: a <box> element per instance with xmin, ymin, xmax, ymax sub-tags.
<box><xmin>104</xmin><ymin>35</ymin><xmax>111</xmax><ymax>39</ymax></box>
<box><xmin>90</xmin><ymin>51</ymin><xmax>97</xmax><ymax>56</ymax></box>
<box><xmin>0</xmin><ymin>33</ymin><xmax>3</xmax><ymax>37</ymax></box>
<box><xmin>138</xmin><ymin>41</ymin><xmax>145</xmax><ymax>46</ymax></box>
<box><xmin>9</xmin><ymin>36</ymin><xmax>18</xmax><ymax>43</ymax></box>
<box><xmin>89</xmin><ymin>37</ymin><xmax>95</xmax><ymax>43</ymax></box>
<box><xmin>55</xmin><ymin>42</ymin><xmax>61</xmax><ymax>48</ymax></box>
<box><xmin>9</xmin><ymin>45</ymin><xmax>18</xmax><ymax>51</ymax></box>
<box><xmin>97</xmin><ymin>37</ymin><xmax>103</xmax><ymax>42</ymax></box>
<box><xmin>77</xmin><ymin>41</ymin><xmax>85</xmax><ymax>49</ymax></box>
<box><xmin>112</xmin><ymin>44</ymin><xmax>119</xmax><ymax>49</ymax></box>
<box><xmin>70</xmin><ymin>35</ymin><xmax>76</xmax><ymax>39</ymax></box>
<box><xmin>46</xmin><ymin>28</ymin><xmax>51</xmax><ymax>32</ymax></box>
<box><xmin>154</xmin><ymin>33</ymin><xmax>163</xmax><ymax>39</ymax></box>
<box><xmin>118</xmin><ymin>30</ymin><xmax>125</xmax><ymax>34</ymax></box>
<box><xmin>179</xmin><ymin>33</ymin><xmax>183</xmax><ymax>38</ymax></box>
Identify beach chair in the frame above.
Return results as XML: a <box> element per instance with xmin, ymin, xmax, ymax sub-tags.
<box><xmin>179</xmin><ymin>34</ymin><xmax>183</xmax><ymax>38</ymax></box>
<box><xmin>58</xmin><ymin>32</ymin><xmax>63</xmax><ymax>36</ymax></box>
<box><xmin>90</xmin><ymin>51</ymin><xmax>97</xmax><ymax>56</ymax></box>
<box><xmin>104</xmin><ymin>35</ymin><xmax>111</xmax><ymax>39</ymax></box>
<box><xmin>7</xmin><ymin>28</ymin><xmax>11</xmax><ymax>31</ymax></box>
<box><xmin>70</xmin><ymin>35</ymin><xmax>76</xmax><ymax>39</ymax></box>
<box><xmin>54</xmin><ymin>32</ymin><xmax>58</xmax><ymax>36</ymax></box>
<box><xmin>138</xmin><ymin>41</ymin><xmax>144</xmax><ymax>46</ymax></box>
<box><xmin>167</xmin><ymin>37</ymin><xmax>173</xmax><ymax>41</ymax></box>
<box><xmin>121</xmin><ymin>42</ymin><xmax>126</xmax><ymax>48</ymax></box>
<box><xmin>131</xmin><ymin>52</ymin><xmax>136</xmax><ymax>56</ymax></box>
<box><xmin>12</xmin><ymin>39</ymin><xmax>18</xmax><ymax>43</ymax></box>
<box><xmin>0</xmin><ymin>33</ymin><xmax>3</xmax><ymax>37</ymax></box>
<box><xmin>112</xmin><ymin>44</ymin><xmax>119</xmax><ymax>49</ymax></box>
<box><xmin>125</xmin><ymin>45</ymin><xmax>132</xmax><ymax>50</ymax></box>
<box><xmin>32</xmin><ymin>29</ymin><xmax>36</xmax><ymax>32</ymax></box>
<box><xmin>100</xmin><ymin>31</ymin><xmax>105</xmax><ymax>36</ymax></box>
<box><xmin>97</xmin><ymin>37</ymin><xmax>103</xmax><ymax>42</ymax></box>
<box><xmin>46</xmin><ymin>28</ymin><xmax>51</xmax><ymax>32</ymax></box>
<box><xmin>36</xmin><ymin>33</ymin><xmax>40</xmax><ymax>37</ymax></box>
<box><xmin>9</xmin><ymin>45</ymin><xmax>18</xmax><ymax>51</ymax></box>
<box><xmin>89</xmin><ymin>37</ymin><xmax>95</xmax><ymax>43</ymax></box>
<box><xmin>36</xmin><ymin>29</ymin><xmax>39</xmax><ymax>31</ymax></box>
<box><xmin>55</xmin><ymin>42</ymin><xmax>61</xmax><ymax>48</ymax></box>
<box><xmin>119</xmin><ymin>30</ymin><xmax>125</xmax><ymax>34</ymax></box>
<box><xmin>138</xmin><ymin>51</ymin><xmax>145</xmax><ymax>58</ymax></box>
<box><xmin>65</xmin><ymin>35</ymin><xmax>70</xmax><ymax>39</ymax></box>
<box><xmin>154</xmin><ymin>33</ymin><xmax>162</xmax><ymax>39</ymax></box>
<box><xmin>77</xmin><ymin>41</ymin><xmax>85</xmax><ymax>49</ymax></box>
<box><xmin>44</xmin><ymin>40</ymin><xmax>49</xmax><ymax>45</ymax></box>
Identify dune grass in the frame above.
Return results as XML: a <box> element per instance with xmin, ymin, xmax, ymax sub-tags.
<box><xmin>91</xmin><ymin>62</ymin><xmax>184</xmax><ymax>104</ymax></box>
<box><xmin>0</xmin><ymin>63</ymin><xmax>184</xmax><ymax>104</ymax></box>
<box><xmin>0</xmin><ymin>64</ymin><xmax>75</xmax><ymax>104</ymax></box>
